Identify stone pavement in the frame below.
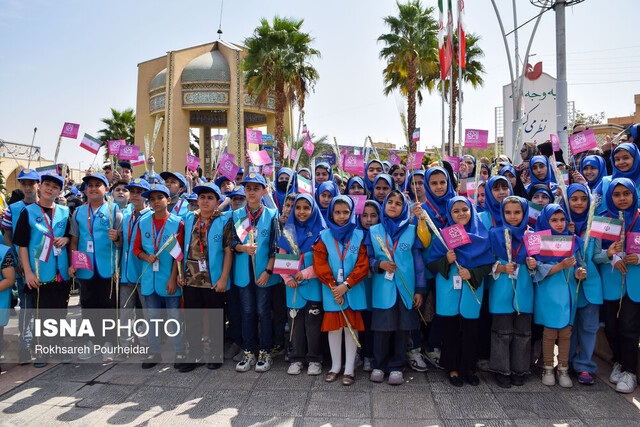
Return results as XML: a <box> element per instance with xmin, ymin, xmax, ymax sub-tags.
<box><xmin>1</xmin><ymin>355</ymin><xmax>640</xmax><ymax>426</ymax></box>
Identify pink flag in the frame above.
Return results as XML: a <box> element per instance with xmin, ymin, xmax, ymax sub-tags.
<box><xmin>445</xmin><ymin>155</ymin><xmax>460</xmax><ymax>172</ymax></box>
<box><xmin>350</xmin><ymin>195</ymin><xmax>367</xmax><ymax>215</ymax></box>
<box><xmin>131</xmin><ymin>152</ymin><xmax>146</xmax><ymax>167</ymax></box>
<box><xmin>627</xmin><ymin>232</ymin><xmax>640</xmax><ymax>255</ymax></box>
<box><xmin>218</xmin><ymin>153</ymin><xmax>240</xmax><ymax>181</ymax></box>
<box><xmin>303</xmin><ymin>133</ymin><xmax>315</xmax><ymax>157</ymax></box>
<box><xmin>118</xmin><ymin>145</ymin><xmax>140</xmax><ymax>160</ymax></box>
<box><xmin>290</xmin><ymin>148</ymin><xmax>298</xmax><ymax>161</ymax></box>
<box><xmin>186</xmin><ymin>153</ymin><xmax>201</xmax><ymax>171</ymax></box>
<box><xmin>389</xmin><ymin>151</ymin><xmax>402</xmax><ymax>165</ymax></box>
<box><xmin>569</xmin><ymin>129</ymin><xmax>597</xmax><ymax>154</ymax></box>
<box><xmin>550</xmin><ymin>134</ymin><xmax>560</xmax><ymax>152</ymax></box>
<box><xmin>245</xmin><ymin>128</ymin><xmax>263</xmax><ymax>145</ymax></box>
<box><xmin>72</xmin><ymin>250</ymin><xmax>93</xmax><ymax>272</ymax></box>
<box><xmin>342</xmin><ymin>154</ymin><xmax>365</xmax><ymax>175</ymax></box>
<box><xmin>442</xmin><ymin>224</ymin><xmax>472</xmax><ymax>249</ymax></box>
<box><xmin>108</xmin><ymin>140</ymin><xmax>124</xmax><ymax>155</ymax></box>
<box><xmin>247</xmin><ymin>149</ymin><xmax>272</xmax><ymax>166</ymax></box>
<box><xmin>60</xmin><ymin>122</ymin><xmax>80</xmax><ymax>139</ymax></box>
<box><xmin>464</xmin><ymin>129</ymin><xmax>489</xmax><ymax>148</ymax></box>
<box><xmin>407</xmin><ymin>152</ymin><xmax>425</xmax><ymax>170</ymax></box>
<box><xmin>262</xmin><ymin>164</ymin><xmax>273</xmax><ymax>175</ymax></box>
<box><xmin>524</xmin><ymin>230</ymin><xmax>551</xmax><ymax>256</ymax></box>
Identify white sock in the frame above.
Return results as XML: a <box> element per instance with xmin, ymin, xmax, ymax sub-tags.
<box><xmin>328</xmin><ymin>329</ymin><xmax>343</xmax><ymax>374</ymax></box>
<box><xmin>344</xmin><ymin>328</ymin><xmax>358</xmax><ymax>376</ymax></box>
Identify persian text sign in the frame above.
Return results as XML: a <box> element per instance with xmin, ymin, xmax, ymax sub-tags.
<box><xmin>524</xmin><ymin>230</ymin><xmax>551</xmax><ymax>256</ymax></box>
<box><xmin>569</xmin><ymin>129</ymin><xmax>597</xmax><ymax>154</ymax></box>
<box><xmin>464</xmin><ymin>129</ymin><xmax>489</xmax><ymax>148</ymax></box>
<box><xmin>343</xmin><ymin>154</ymin><xmax>365</xmax><ymax>175</ymax></box>
<box><xmin>442</xmin><ymin>224</ymin><xmax>472</xmax><ymax>249</ymax></box>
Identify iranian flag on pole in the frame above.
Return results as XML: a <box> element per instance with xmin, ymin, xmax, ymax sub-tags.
<box><xmin>437</xmin><ymin>0</ymin><xmax>449</xmax><ymax>79</ymax></box>
<box><xmin>528</xmin><ymin>202</ymin><xmax>543</xmax><ymax>225</ymax></box>
<box><xmin>80</xmin><ymin>133</ymin><xmax>102</xmax><ymax>154</ymax></box>
<box><xmin>590</xmin><ymin>216</ymin><xmax>623</xmax><ymax>241</ymax></box>
<box><xmin>35</xmin><ymin>234</ymin><xmax>53</xmax><ymax>263</ymax></box>
<box><xmin>297</xmin><ymin>175</ymin><xmax>312</xmax><ymax>194</ymax></box>
<box><xmin>234</xmin><ymin>215</ymin><xmax>251</xmax><ymax>242</ymax></box>
<box><xmin>166</xmin><ymin>237</ymin><xmax>183</xmax><ymax>261</ymax></box>
<box><xmin>273</xmin><ymin>253</ymin><xmax>301</xmax><ymax>275</ymax></box>
<box><xmin>458</xmin><ymin>0</ymin><xmax>465</xmax><ymax>68</ymax></box>
<box><xmin>540</xmin><ymin>235</ymin><xmax>575</xmax><ymax>257</ymax></box>
<box><xmin>445</xmin><ymin>0</ymin><xmax>454</xmax><ymax>77</ymax></box>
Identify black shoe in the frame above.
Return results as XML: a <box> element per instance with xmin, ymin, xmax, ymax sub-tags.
<box><xmin>511</xmin><ymin>374</ymin><xmax>525</xmax><ymax>386</ymax></box>
<box><xmin>495</xmin><ymin>373</ymin><xmax>512</xmax><ymax>388</ymax></box>
<box><xmin>207</xmin><ymin>362</ymin><xmax>223</xmax><ymax>370</ymax></box>
<box><xmin>142</xmin><ymin>353</ymin><xmax>161</xmax><ymax>369</ymax></box>
<box><xmin>466</xmin><ymin>373</ymin><xmax>480</xmax><ymax>386</ymax></box>
<box><xmin>179</xmin><ymin>362</ymin><xmax>203</xmax><ymax>373</ymax></box>
<box><xmin>174</xmin><ymin>352</ymin><xmax>188</xmax><ymax>370</ymax></box>
<box><xmin>18</xmin><ymin>347</ymin><xmax>32</xmax><ymax>365</ymax></box>
<box><xmin>449</xmin><ymin>374</ymin><xmax>464</xmax><ymax>387</ymax></box>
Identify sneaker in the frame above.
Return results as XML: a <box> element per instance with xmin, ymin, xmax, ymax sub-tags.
<box><xmin>233</xmin><ymin>348</ymin><xmax>244</xmax><ymax>363</ymax></box>
<box><xmin>207</xmin><ymin>363</ymin><xmax>222</xmax><ymax>370</ymax></box>
<box><xmin>255</xmin><ymin>350</ymin><xmax>272</xmax><ymax>373</ymax></box>
<box><xmin>511</xmin><ymin>374</ymin><xmax>525</xmax><ymax>386</ymax></box>
<box><xmin>476</xmin><ymin>359</ymin><xmax>490</xmax><ymax>372</ymax></box>
<box><xmin>224</xmin><ymin>342</ymin><xmax>241</xmax><ymax>360</ymax></box>
<box><xmin>270</xmin><ymin>345</ymin><xmax>284</xmax><ymax>358</ymax></box>
<box><xmin>425</xmin><ymin>349</ymin><xmax>443</xmax><ymax>369</ymax></box>
<box><xmin>102</xmin><ymin>342</ymin><xmax>114</xmax><ymax>363</ymax></box>
<box><xmin>542</xmin><ymin>366</ymin><xmax>555</xmax><ymax>386</ymax></box>
<box><xmin>354</xmin><ymin>353</ymin><xmax>363</xmax><ymax>368</ymax></box>
<box><xmin>287</xmin><ymin>361</ymin><xmax>304</xmax><ymax>375</ymax></box>
<box><xmin>609</xmin><ymin>362</ymin><xmax>623</xmax><ymax>384</ymax></box>
<box><xmin>615</xmin><ymin>372</ymin><xmax>637</xmax><ymax>394</ymax></box>
<box><xmin>141</xmin><ymin>353</ymin><xmax>161</xmax><ymax>369</ymax></box>
<box><xmin>388</xmin><ymin>370</ymin><xmax>404</xmax><ymax>385</ymax></box>
<box><xmin>179</xmin><ymin>362</ymin><xmax>203</xmax><ymax>373</ymax></box>
<box><xmin>578</xmin><ymin>371</ymin><xmax>594</xmax><ymax>385</ymax></box>
<box><xmin>307</xmin><ymin>362</ymin><xmax>322</xmax><ymax>376</ymax></box>
<box><xmin>370</xmin><ymin>369</ymin><xmax>384</xmax><ymax>383</ymax></box>
<box><xmin>495</xmin><ymin>373</ymin><xmax>511</xmax><ymax>388</ymax></box>
<box><xmin>557</xmin><ymin>366</ymin><xmax>573</xmax><ymax>388</ymax></box>
<box><xmin>236</xmin><ymin>351</ymin><xmax>257</xmax><ymax>372</ymax></box>
<box><xmin>77</xmin><ymin>341</ymin><xmax>99</xmax><ymax>361</ymax></box>
<box><xmin>174</xmin><ymin>352</ymin><xmax>188</xmax><ymax>370</ymax></box>
<box><xmin>363</xmin><ymin>357</ymin><xmax>373</xmax><ymax>372</ymax></box>
<box><xmin>407</xmin><ymin>348</ymin><xmax>428</xmax><ymax>372</ymax></box>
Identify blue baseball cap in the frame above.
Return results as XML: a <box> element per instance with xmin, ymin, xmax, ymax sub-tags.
<box><xmin>82</xmin><ymin>173</ymin><xmax>109</xmax><ymax>187</ymax></box>
<box><xmin>125</xmin><ymin>177</ymin><xmax>151</xmax><ymax>191</ymax></box>
<box><xmin>241</xmin><ymin>172</ymin><xmax>266</xmax><ymax>188</ymax></box>
<box><xmin>228</xmin><ymin>185</ymin><xmax>245</xmax><ymax>198</ymax></box>
<box><xmin>193</xmin><ymin>182</ymin><xmax>222</xmax><ymax>200</ymax></box>
<box><xmin>40</xmin><ymin>172</ymin><xmax>64</xmax><ymax>189</ymax></box>
<box><xmin>159</xmin><ymin>171</ymin><xmax>187</xmax><ymax>188</ymax></box>
<box><xmin>237</xmin><ymin>168</ymin><xmax>244</xmax><ymax>175</ymax></box>
<box><xmin>17</xmin><ymin>168</ymin><xmax>40</xmax><ymax>182</ymax></box>
<box><xmin>118</xmin><ymin>161</ymin><xmax>132</xmax><ymax>170</ymax></box>
<box><xmin>141</xmin><ymin>184</ymin><xmax>170</xmax><ymax>199</ymax></box>
<box><xmin>69</xmin><ymin>186</ymin><xmax>80</xmax><ymax>196</ymax></box>
<box><xmin>214</xmin><ymin>176</ymin><xmax>232</xmax><ymax>188</ymax></box>
<box><xmin>187</xmin><ymin>192</ymin><xmax>198</xmax><ymax>201</ymax></box>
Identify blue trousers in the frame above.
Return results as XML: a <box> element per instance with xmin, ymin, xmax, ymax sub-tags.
<box><xmin>143</xmin><ymin>293</ymin><xmax>185</xmax><ymax>355</ymax></box>
<box><xmin>569</xmin><ymin>303</ymin><xmax>600</xmax><ymax>374</ymax></box>
<box><xmin>237</xmin><ymin>284</ymin><xmax>272</xmax><ymax>353</ymax></box>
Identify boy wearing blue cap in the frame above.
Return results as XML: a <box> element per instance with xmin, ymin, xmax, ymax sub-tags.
<box><xmin>160</xmin><ymin>172</ymin><xmax>189</xmax><ymax>218</ymax></box>
<box><xmin>69</xmin><ymin>173</ymin><xmax>123</xmax><ymax>362</ymax></box>
<box><xmin>118</xmin><ymin>161</ymin><xmax>133</xmax><ymax>183</ymax></box>
<box><xmin>231</xmin><ymin>173</ymin><xmax>280</xmax><ymax>373</ymax></box>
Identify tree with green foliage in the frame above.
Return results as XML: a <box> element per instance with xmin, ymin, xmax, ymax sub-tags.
<box><xmin>574</xmin><ymin>110</ymin><xmax>605</xmax><ymax>128</ymax></box>
<box><xmin>98</xmin><ymin>108</ymin><xmax>136</xmax><ymax>162</ymax></box>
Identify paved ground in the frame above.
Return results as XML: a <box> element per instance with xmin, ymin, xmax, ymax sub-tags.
<box><xmin>1</xmin><ymin>354</ymin><xmax>640</xmax><ymax>426</ymax></box>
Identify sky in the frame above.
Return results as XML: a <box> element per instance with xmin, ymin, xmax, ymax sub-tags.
<box><xmin>1</xmin><ymin>0</ymin><xmax>638</xmax><ymax>170</ymax></box>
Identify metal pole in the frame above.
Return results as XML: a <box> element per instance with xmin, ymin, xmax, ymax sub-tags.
<box><xmin>457</xmin><ymin>21</ymin><xmax>463</xmax><ymax>161</ymax></box>
<box><xmin>441</xmin><ymin>82</ymin><xmax>446</xmax><ymax>157</ymax></box>
<box><xmin>449</xmin><ymin>76</ymin><xmax>454</xmax><ymax>156</ymax></box>
<box><xmin>555</xmin><ymin>0</ymin><xmax>569</xmax><ymax>157</ymax></box>
<box><xmin>513</xmin><ymin>0</ymin><xmax>520</xmax><ymax>85</ymax></box>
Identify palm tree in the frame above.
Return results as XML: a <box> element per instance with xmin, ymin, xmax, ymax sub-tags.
<box><xmin>242</xmin><ymin>17</ymin><xmax>320</xmax><ymax>162</ymax></box>
<box><xmin>97</xmin><ymin>108</ymin><xmax>136</xmax><ymax>162</ymax></box>
<box><xmin>379</xmin><ymin>1</ymin><xmax>439</xmax><ymax>152</ymax></box>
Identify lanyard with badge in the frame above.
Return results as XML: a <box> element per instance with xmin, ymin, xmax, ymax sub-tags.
<box><xmin>126</xmin><ymin>210</ymin><xmax>145</xmax><ymax>263</ymax></box>
<box><xmin>384</xmin><ymin>233</ymin><xmax>399</xmax><ymax>281</ymax></box>
<box><xmin>334</xmin><ymin>237</ymin><xmax>352</xmax><ymax>283</ymax></box>
<box><xmin>246</xmin><ymin>205</ymin><xmax>264</xmax><ymax>243</ymax></box>
<box><xmin>197</xmin><ymin>214</ymin><xmax>213</xmax><ymax>272</ymax></box>
<box><xmin>152</xmin><ymin>215</ymin><xmax>169</xmax><ymax>272</ymax></box>
<box><xmin>40</xmin><ymin>204</ymin><xmax>61</xmax><ymax>257</ymax></box>
<box><xmin>86</xmin><ymin>204</ymin><xmax>100</xmax><ymax>253</ymax></box>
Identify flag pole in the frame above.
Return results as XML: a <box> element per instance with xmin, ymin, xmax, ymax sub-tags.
<box><xmin>53</xmin><ymin>135</ymin><xmax>62</xmax><ymax>167</ymax></box>
<box><xmin>27</xmin><ymin>127</ymin><xmax>37</xmax><ymax>169</ymax></box>
<box><xmin>457</xmin><ymin>1</ymin><xmax>463</xmax><ymax>170</ymax></box>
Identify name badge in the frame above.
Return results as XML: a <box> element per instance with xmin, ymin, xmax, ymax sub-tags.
<box><xmin>510</xmin><ymin>266</ymin><xmax>520</xmax><ymax>279</ymax></box>
<box><xmin>86</xmin><ymin>241</ymin><xmax>94</xmax><ymax>253</ymax></box>
<box><xmin>337</xmin><ymin>268</ymin><xmax>344</xmax><ymax>282</ymax></box>
<box><xmin>53</xmin><ymin>247</ymin><xmax>62</xmax><ymax>257</ymax></box>
<box><xmin>453</xmin><ymin>275</ymin><xmax>462</xmax><ymax>290</ymax></box>
<box><xmin>124</xmin><ymin>252</ymin><xmax>128</xmax><ymax>262</ymax></box>
<box><xmin>384</xmin><ymin>271</ymin><xmax>395</xmax><ymax>281</ymax></box>
<box><xmin>153</xmin><ymin>260</ymin><xmax>160</xmax><ymax>272</ymax></box>
<box><xmin>198</xmin><ymin>259</ymin><xmax>207</xmax><ymax>272</ymax></box>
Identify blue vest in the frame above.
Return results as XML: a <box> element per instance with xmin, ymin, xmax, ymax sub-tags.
<box><xmin>598</xmin><ymin>249</ymin><xmax>640</xmax><ymax>303</ymax></box>
<box><xmin>369</xmin><ymin>224</ymin><xmax>417</xmax><ymax>310</ymax></box>
<box><xmin>318</xmin><ymin>228</ymin><xmax>367</xmax><ymax>312</ymax></box>
<box><xmin>0</xmin><ymin>244</ymin><xmax>11</xmax><ymax>326</ymax></box>
<box><xmin>25</xmin><ymin>203</ymin><xmax>70</xmax><ymax>282</ymax></box>
<box><xmin>171</xmin><ymin>197</ymin><xmax>189</xmax><ymax>219</ymax></box>
<box><xmin>435</xmin><ymin>263</ymin><xmax>484</xmax><ymax>319</ymax></box>
<box><xmin>8</xmin><ymin>201</ymin><xmax>27</xmax><ymax>259</ymax></box>
<box><xmin>533</xmin><ymin>261</ymin><xmax>578</xmax><ymax>329</ymax></box>
<box><xmin>577</xmin><ymin>237</ymin><xmax>602</xmax><ymax>308</ymax></box>
<box><xmin>121</xmin><ymin>208</ymin><xmax>151</xmax><ymax>284</ymax></box>
<box><xmin>183</xmin><ymin>211</ymin><xmax>231</xmax><ymax>290</ymax></box>
<box><xmin>597</xmin><ymin>176</ymin><xmax>640</xmax><ymax>215</ymax></box>
<box><xmin>139</xmin><ymin>213</ymin><xmax>183</xmax><ymax>297</ymax></box>
<box><xmin>488</xmin><ymin>258</ymin><xmax>534</xmax><ymax>314</ymax></box>
<box><xmin>232</xmin><ymin>206</ymin><xmax>280</xmax><ymax>287</ymax></box>
<box><xmin>478</xmin><ymin>211</ymin><xmax>496</xmax><ymax>231</ymax></box>
<box><xmin>74</xmin><ymin>203</ymin><xmax>119</xmax><ymax>280</ymax></box>
<box><xmin>285</xmin><ymin>251</ymin><xmax>322</xmax><ymax>309</ymax></box>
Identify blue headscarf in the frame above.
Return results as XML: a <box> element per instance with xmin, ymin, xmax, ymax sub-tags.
<box><xmin>380</xmin><ymin>190</ymin><xmax>411</xmax><ymax>241</ymax></box>
<box><xmin>407</xmin><ymin>170</ymin><xmax>426</xmax><ymax>201</ymax></box>
<box><xmin>382</xmin><ymin>160</ymin><xmax>392</xmax><ymax>173</ymax></box>
<box><xmin>316</xmin><ymin>181</ymin><xmax>339</xmax><ymax>219</ymax></box>
<box><xmin>484</xmin><ymin>176</ymin><xmax>513</xmax><ymax>228</ymax></box>
<box><xmin>364</xmin><ymin>159</ymin><xmax>383</xmax><ymax>193</ymax></box>
<box><xmin>298</xmin><ymin>168</ymin><xmax>311</xmax><ymax>178</ymax></box>
<box><xmin>347</xmin><ymin>176</ymin><xmax>365</xmax><ymax>195</ymax></box>
<box><xmin>427</xmin><ymin>196</ymin><xmax>495</xmax><ymax>267</ymax></box>
<box><xmin>527</xmin><ymin>184</ymin><xmax>553</xmax><ymax>204</ymax></box>
<box><xmin>490</xmin><ymin>196</ymin><xmax>530</xmax><ymax>264</ymax></box>
<box><xmin>422</xmin><ymin>167</ymin><xmax>455</xmax><ymax>229</ymax></box>
<box><xmin>580</xmin><ymin>155</ymin><xmax>606</xmax><ymax>190</ymax></box>
<box><xmin>372</xmin><ymin>173</ymin><xmax>393</xmax><ymax>204</ymax></box>
<box><xmin>480</xmin><ymin>163</ymin><xmax>492</xmax><ymax>180</ymax></box>
<box><xmin>463</xmin><ymin>155</ymin><xmax>476</xmax><ymax>179</ymax></box>
<box><xmin>356</xmin><ymin>200</ymin><xmax>381</xmax><ymax>236</ymax></box>
<box><xmin>274</xmin><ymin>167</ymin><xmax>296</xmax><ymax>214</ymax></box>
<box><xmin>603</xmin><ymin>178</ymin><xmax>640</xmax><ymax>234</ymax></box>
<box><xmin>611</xmin><ymin>143</ymin><xmax>640</xmax><ymax>185</ymax></box>
<box><xmin>563</xmin><ymin>183</ymin><xmax>591</xmax><ymax>237</ymax></box>
<box><xmin>315</xmin><ymin>162</ymin><xmax>335</xmax><ymax>189</ymax></box>
<box><xmin>534</xmin><ymin>204</ymin><xmax>582</xmax><ymax>263</ymax></box>
<box><xmin>327</xmin><ymin>195</ymin><xmax>357</xmax><ymax>245</ymax></box>
<box><xmin>529</xmin><ymin>155</ymin><xmax>557</xmax><ymax>188</ymax></box>
<box><xmin>278</xmin><ymin>194</ymin><xmax>326</xmax><ymax>254</ymax></box>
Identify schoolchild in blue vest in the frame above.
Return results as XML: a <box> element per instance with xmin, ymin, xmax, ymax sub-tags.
<box><xmin>366</xmin><ymin>191</ymin><xmax>426</xmax><ymax>385</ymax></box>
<box><xmin>593</xmin><ymin>178</ymin><xmax>640</xmax><ymax>393</ymax></box>
<box><xmin>487</xmin><ymin>196</ymin><xmax>536</xmax><ymax>388</ymax></box>
<box><xmin>526</xmin><ymin>155</ymin><xmax>558</xmax><ymax>194</ymax></box>
<box><xmin>214</xmin><ymin>176</ymin><xmax>235</xmax><ymax>213</ymax></box>
<box><xmin>315</xmin><ymin>162</ymin><xmax>334</xmax><ymax>189</ymax></box>
<box><xmin>1</xmin><ymin>168</ymin><xmax>39</xmax><ymax>363</ymax></box>
<box><xmin>593</xmin><ymin>143</ymin><xmax>640</xmax><ymax>214</ymax></box>
<box><xmin>316</xmin><ymin>181</ymin><xmax>339</xmax><ymax>220</ymax></box>
<box><xmin>231</xmin><ymin>173</ymin><xmax>280</xmax><ymax>373</ymax></box>
<box><xmin>364</xmin><ymin>159</ymin><xmax>384</xmax><ymax>195</ymax></box>
<box><xmin>179</xmin><ymin>183</ymin><xmax>233</xmax><ymax>372</ymax></box>
<box><xmin>0</xmin><ymin>243</ymin><xmax>16</xmax><ymax>373</ymax></box>
<box><xmin>347</xmin><ymin>176</ymin><xmax>366</xmax><ymax>196</ymax></box>
<box><xmin>313</xmin><ymin>196</ymin><xmax>368</xmax><ymax>386</ymax></box>
<box><xmin>160</xmin><ymin>171</ymin><xmax>189</xmax><ymax>218</ymax></box>
<box><xmin>133</xmin><ymin>184</ymin><xmax>186</xmax><ymax>370</ymax></box>
<box><xmin>423</xmin><ymin>167</ymin><xmax>455</xmax><ymax>231</ymax></box>
<box><xmin>69</xmin><ymin>173</ymin><xmax>123</xmax><ymax>362</ymax></box>
<box><xmin>14</xmin><ymin>173</ymin><xmax>70</xmax><ymax>366</ymax></box>
<box><xmin>277</xmin><ymin>194</ymin><xmax>326</xmax><ymax>376</ymax></box>
<box><xmin>371</xmin><ymin>174</ymin><xmax>393</xmax><ymax>206</ymax></box>
<box><xmin>427</xmin><ymin>196</ymin><xmax>495</xmax><ymax>387</ymax></box>
<box><xmin>407</xmin><ymin>170</ymin><xmax>427</xmax><ymax>204</ymax></box>
<box><xmin>581</xmin><ymin>155</ymin><xmax>606</xmax><ymax>192</ymax></box>
<box><xmin>533</xmin><ymin>204</ymin><xmax>586</xmax><ymax>388</ymax></box>
<box><xmin>119</xmin><ymin>178</ymin><xmax>151</xmax><ymax>350</ymax></box>
<box><xmin>563</xmin><ymin>183</ymin><xmax>603</xmax><ymax>386</ymax></box>
<box><xmin>479</xmin><ymin>176</ymin><xmax>513</xmax><ymax>231</ymax></box>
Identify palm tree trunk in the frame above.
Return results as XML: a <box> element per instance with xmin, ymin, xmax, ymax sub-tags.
<box><xmin>448</xmin><ymin>68</ymin><xmax>459</xmax><ymax>155</ymax></box>
<box><xmin>407</xmin><ymin>54</ymin><xmax>417</xmax><ymax>153</ymax></box>
<box><xmin>274</xmin><ymin>77</ymin><xmax>286</xmax><ymax>164</ymax></box>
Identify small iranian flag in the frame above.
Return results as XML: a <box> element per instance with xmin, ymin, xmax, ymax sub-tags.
<box><xmin>273</xmin><ymin>253</ymin><xmax>301</xmax><ymax>275</ymax></box>
<box><xmin>297</xmin><ymin>175</ymin><xmax>312</xmax><ymax>194</ymax></box>
<box><xmin>234</xmin><ymin>215</ymin><xmax>251</xmax><ymax>242</ymax></box>
<box><xmin>35</xmin><ymin>234</ymin><xmax>53</xmax><ymax>263</ymax></box>
<box><xmin>590</xmin><ymin>216</ymin><xmax>623</xmax><ymax>241</ymax></box>
<box><xmin>561</xmin><ymin>169</ymin><xmax>569</xmax><ymax>185</ymax></box>
<box><xmin>166</xmin><ymin>237</ymin><xmax>183</xmax><ymax>261</ymax></box>
<box><xmin>412</xmin><ymin>128</ymin><xmax>420</xmax><ymax>142</ymax></box>
<box><xmin>540</xmin><ymin>235</ymin><xmax>575</xmax><ymax>257</ymax></box>
<box><xmin>528</xmin><ymin>202</ymin><xmax>543</xmax><ymax>225</ymax></box>
<box><xmin>80</xmin><ymin>133</ymin><xmax>102</xmax><ymax>154</ymax></box>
